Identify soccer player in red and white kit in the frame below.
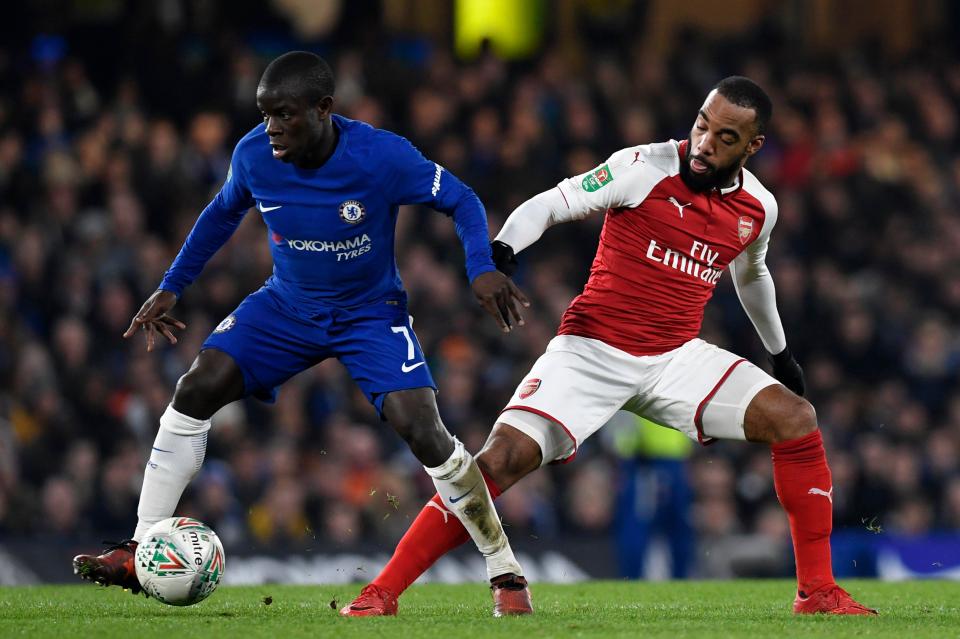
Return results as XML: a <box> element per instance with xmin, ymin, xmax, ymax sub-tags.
<box><xmin>341</xmin><ymin>76</ymin><xmax>876</xmax><ymax>617</ymax></box>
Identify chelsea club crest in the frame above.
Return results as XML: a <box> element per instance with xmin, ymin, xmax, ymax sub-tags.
<box><xmin>214</xmin><ymin>314</ymin><xmax>236</xmax><ymax>333</ymax></box>
<box><xmin>339</xmin><ymin>200</ymin><xmax>366</xmax><ymax>224</ymax></box>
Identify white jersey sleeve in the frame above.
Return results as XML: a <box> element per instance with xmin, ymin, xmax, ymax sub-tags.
<box><xmin>729</xmin><ymin>169</ymin><xmax>787</xmax><ymax>355</ymax></box>
<box><xmin>496</xmin><ymin>142</ymin><xmax>677</xmax><ymax>253</ymax></box>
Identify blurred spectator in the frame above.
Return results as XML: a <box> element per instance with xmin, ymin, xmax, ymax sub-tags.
<box><xmin>610</xmin><ymin>413</ymin><xmax>695</xmax><ymax>579</ymax></box>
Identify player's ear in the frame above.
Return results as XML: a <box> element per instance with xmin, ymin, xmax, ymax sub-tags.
<box><xmin>746</xmin><ymin>134</ymin><xmax>764</xmax><ymax>157</ymax></box>
<box><xmin>316</xmin><ymin>95</ymin><xmax>334</xmax><ymax>119</ymax></box>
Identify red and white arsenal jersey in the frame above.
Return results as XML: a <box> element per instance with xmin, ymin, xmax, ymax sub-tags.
<box><xmin>555</xmin><ymin>140</ymin><xmax>778</xmax><ymax>356</ymax></box>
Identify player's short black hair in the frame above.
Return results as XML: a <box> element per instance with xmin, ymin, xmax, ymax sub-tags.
<box><xmin>259</xmin><ymin>51</ymin><xmax>335</xmax><ymax>104</ymax></box>
<box><xmin>713</xmin><ymin>76</ymin><xmax>772</xmax><ymax>136</ymax></box>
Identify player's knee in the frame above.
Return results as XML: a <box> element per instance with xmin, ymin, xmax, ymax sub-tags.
<box><xmin>476</xmin><ymin>425</ymin><xmax>541</xmax><ymax>491</ymax></box>
<box><xmin>172</xmin><ymin>367</ymin><xmax>240</xmax><ymax>420</ymax></box>
<box><xmin>383</xmin><ymin>391</ymin><xmax>452</xmax><ymax>463</ymax></box>
<box><xmin>476</xmin><ymin>448</ymin><xmax>522</xmax><ymax>492</ymax></box>
<box><xmin>774</xmin><ymin>396</ymin><xmax>817</xmax><ymax>442</ymax></box>
<box><xmin>172</xmin><ymin>371</ymin><xmax>219</xmax><ymax>419</ymax></box>
<box><xmin>172</xmin><ymin>351</ymin><xmax>244</xmax><ymax>419</ymax></box>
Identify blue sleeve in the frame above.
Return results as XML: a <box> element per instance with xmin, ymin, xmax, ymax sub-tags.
<box><xmin>386</xmin><ymin>136</ymin><xmax>495</xmax><ymax>282</ymax></box>
<box><xmin>158</xmin><ymin>148</ymin><xmax>255</xmax><ymax>296</ymax></box>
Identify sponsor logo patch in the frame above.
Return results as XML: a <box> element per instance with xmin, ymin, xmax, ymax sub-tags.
<box><xmin>214</xmin><ymin>315</ymin><xmax>236</xmax><ymax>333</ymax></box>
<box><xmin>339</xmin><ymin>200</ymin><xmax>366</xmax><ymax>224</ymax></box>
<box><xmin>738</xmin><ymin>216</ymin><xmax>754</xmax><ymax>244</ymax></box>
<box><xmin>581</xmin><ymin>164</ymin><xmax>614</xmax><ymax>192</ymax></box>
<box><xmin>519</xmin><ymin>378</ymin><xmax>541</xmax><ymax>399</ymax></box>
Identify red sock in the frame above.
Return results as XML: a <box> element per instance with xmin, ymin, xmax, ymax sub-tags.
<box><xmin>372</xmin><ymin>471</ymin><xmax>502</xmax><ymax>595</ymax></box>
<box><xmin>771</xmin><ymin>429</ymin><xmax>834</xmax><ymax>595</ymax></box>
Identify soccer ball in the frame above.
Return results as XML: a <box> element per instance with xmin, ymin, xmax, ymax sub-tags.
<box><xmin>134</xmin><ymin>517</ymin><xmax>226</xmax><ymax>606</ymax></box>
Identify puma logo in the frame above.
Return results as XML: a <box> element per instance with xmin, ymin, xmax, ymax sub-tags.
<box><xmin>668</xmin><ymin>196</ymin><xmax>691</xmax><ymax>218</ymax></box>
<box><xmin>808</xmin><ymin>487</ymin><xmax>833</xmax><ymax>503</ymax></box>
<box><xmin>632</xmin><ymin>151</ymin><xmax>643</xmax><ymax>165</ymax></box>
<box><xmin>426</xmin><ymin>500</ymin><xmax>452</xmax><ymax>523</ymax></box>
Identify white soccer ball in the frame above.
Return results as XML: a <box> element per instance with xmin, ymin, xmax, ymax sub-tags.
<box><xmin>134</xmin><ymin>517</ymin><xmax>226</xmax><ymax>606</ymax></box>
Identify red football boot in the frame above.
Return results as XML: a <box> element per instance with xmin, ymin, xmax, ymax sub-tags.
<box><xmin>491</xmin><ymin>573</ymin><xmax>533</xmax><ymax>617</ymax></box>
<box><xmin>793</xmin><ymin>584</ymin><xmax>877</xmax><ymax>615</ymax></box>
<box><xmin>72</xmin><ymin>540</ymin><xmax>143</xmax><ymax>595</ymax></box>
<box><xmin>339</xmin><ymin>584</ymin><xmax>399</xmax><ymax>617</ymax></box>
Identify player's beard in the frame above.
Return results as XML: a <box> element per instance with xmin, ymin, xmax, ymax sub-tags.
<box><xmin>679</xmin><ymin>138</ymin><xmax>745</xmax><ymax>193</ymax></box>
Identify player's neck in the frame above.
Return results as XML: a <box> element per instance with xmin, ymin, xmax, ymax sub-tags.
<box><xmin>295</xmin><ymin>119</ymin><xmax>339</xmax><ymax>170</ymax></box>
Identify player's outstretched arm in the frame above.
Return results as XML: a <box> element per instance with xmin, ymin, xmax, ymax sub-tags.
<box><xmin>381</xmin><ymin>135</ymin><xmax>534</xmax><ymax>332</ymax></box>
<box><xmin>157</xmin><ymin>140</ymin><xmax>254</xmax><ymax>302</ymax></box>
<box><xmin>494</xmin><ymin>187</ymin><xmax>590</xmax><ymax>254</ymax></box>
<box><xmin>123</xmin><ymin>289</ymin><xmax>185</xmax><ymax>352</ymax></box>
<box><xmin>729</xmin><ymin>224</ymin><xmax>805</xmax><ymax>396</ymax></box>
<box><xmin>494</xmin><ymin>147</ymin><xmax>647</xmax><ymax>254</ymax></box>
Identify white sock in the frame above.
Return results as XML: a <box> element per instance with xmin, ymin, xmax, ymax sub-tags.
<box><xmin>132</xmin><ymin>404</ymin><xmax>210</xmax><ymax>542</ymax></box>
<box><xmin>425</xmin><ymin>438</ymin><xmax>523</xmax><ymax>579</ymax></box>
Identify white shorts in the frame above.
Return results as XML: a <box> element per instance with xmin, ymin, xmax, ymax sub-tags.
<box><xmin>499</xmin><ymin>335</ymin><xmax>778</xmax><ymax>465</ymax></box>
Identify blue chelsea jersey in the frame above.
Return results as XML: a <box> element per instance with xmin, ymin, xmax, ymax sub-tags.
<box><xmin>159</xmin><ymin>115</ymin><xmax>495</xmax><ymax>315</ymax></box>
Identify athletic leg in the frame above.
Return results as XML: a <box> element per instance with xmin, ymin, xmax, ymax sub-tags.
<box><xmin>338</xmin><ymin>303</ymin><xmax>531</xmax><ymax>587</ymax></box>
<box><xmin>383</xmin><ymin>389</ymin><xmax>530</xmax><ymax>583</ymax></box>
<box><xmin>344</xmin><ymin>335</ymin><xmax>639</xmax><ymax>615</ymax></box>
<box><xmin>75</xmin><ymin>288</ymin><xmax>324</xmax><ymax>591</ymax></box>
<box><xmin>623</xmin><ymin>339</ymin><xmax>875</xmax><ymax>614</ymax></box>
<box><xmin>342</xmin><ymin>423</ymin><xmax>541</xmax><ymax>616</ymax></box>
<box><xmin>742</xmin><ymin>385</ymin><xmax>875</xmax><ymax>614</ymax></box>
<box><xmin>133</xmin><ymin>349</ymin><xmax>244</xmax><ymax>541</ymax></box>
<box><xmin>73</xmin><ymin>349</ymin><xmax>245</xmax><ymax>590</ymax></box>
<box><xmin>133</xmin><ymin>288</ymin><xmax>322</xmax><ymax>543</ymax></box>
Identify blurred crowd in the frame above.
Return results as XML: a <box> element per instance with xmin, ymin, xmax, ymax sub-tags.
<box><xmin>1</xmin><ymin>3</ymin><xmax>959</xmax><ymax>575</ymax></box>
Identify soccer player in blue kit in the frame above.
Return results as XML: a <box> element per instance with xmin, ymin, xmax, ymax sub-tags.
<box><xmin>73</xmin><ymin>51</ymin><xmax>533</xmax><ymax>614</ymax></box>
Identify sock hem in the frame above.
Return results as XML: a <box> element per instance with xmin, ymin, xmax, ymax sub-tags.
<box><xmin>161</xmin><ymin>404</ymin><xmax>211</xmax><ymax>435</ymax></box>
<box><xmin>771</xmin><ymin>428</ymin><xmax>822</xmax><ymax>454</ymax></box>
<box><xmin>423</xmin><ymin>438</ymin><xmax>466</xmax><ymax>480</ymax></box>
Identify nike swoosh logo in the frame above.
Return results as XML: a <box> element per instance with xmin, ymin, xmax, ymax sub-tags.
<box><xmin>401</xmin><ymin>361</ymin><xmax>426</xmax><ymax>373</ymax></box>
<box><xmin>257</xmin><ymin>202</ymin><xmax>283</xmax><ymax>213</ymax></box>
<box><xmin>450</xmin><ymin>482</ymin><xmax>479</xmax><ymax>504</ymax></box>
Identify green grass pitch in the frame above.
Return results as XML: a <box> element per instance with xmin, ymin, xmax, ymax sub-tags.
<box><xmin>1</xmin><ymin>580</ymin><xmax>957</xmax><ymax>638</ymax></box>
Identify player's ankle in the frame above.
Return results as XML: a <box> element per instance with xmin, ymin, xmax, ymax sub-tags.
<box><xmin>490</xmin><ymin>573</ymin><xmax>527</xmax><ymax>589</ymax></box>
<box><xmin>484</xmin><ymin>544</ymin><xmax>522</xmax><ymax>580</ymax></box>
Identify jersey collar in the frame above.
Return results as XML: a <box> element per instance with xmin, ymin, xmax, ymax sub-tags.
<box><xmin>719</xmin><ymin>173</ymin><xmax>742</xmax><ymax>196</ymax></box>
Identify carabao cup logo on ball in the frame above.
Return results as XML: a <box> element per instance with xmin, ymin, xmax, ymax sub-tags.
<box><xmin>339</xmin><ymin>200</ymin><xmax>366</xmax><ymax>224</ymax></box>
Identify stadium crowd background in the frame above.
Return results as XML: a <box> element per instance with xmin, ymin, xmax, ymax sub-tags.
<box><xmin>1</xmin><ymin>1</ymin><xmax>959</xmax><ymax>578</ymax></box>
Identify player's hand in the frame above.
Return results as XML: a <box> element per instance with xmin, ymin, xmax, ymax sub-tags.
<box><xmin>472</xmin><ymin>270</ymin><xmax>529</xmax><ymax>333</ymax></box>
<box><xmin>770</xmin><ymin>346</ymin><xmax>805</xmax><ymax>396</ymax></box>
<box><xmin>123</xmin><ymin>289</ymin><xmax>186</xmax><ymax>352</ymax></box>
